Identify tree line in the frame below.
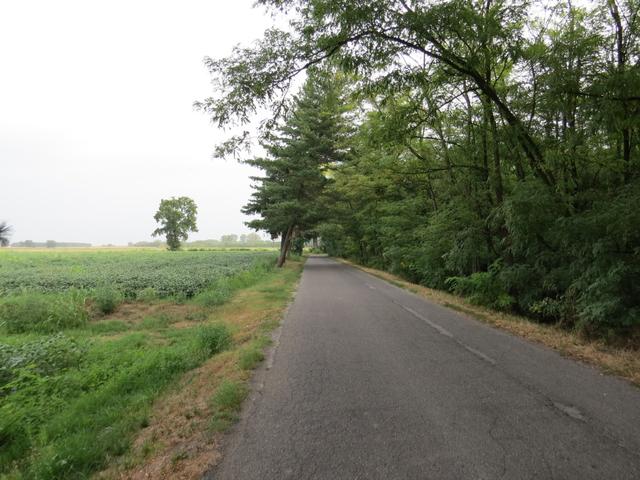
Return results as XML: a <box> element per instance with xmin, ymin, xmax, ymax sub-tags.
<box><xmin>200</xmin><ymin>0</ymin><xmax>640</xmax><ymax>337</ymax></box>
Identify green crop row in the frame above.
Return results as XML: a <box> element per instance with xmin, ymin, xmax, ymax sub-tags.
<box><xmin>0</xmin><ymin>250</ymin><xmax>275</xmax><ymax>298</ymax></box>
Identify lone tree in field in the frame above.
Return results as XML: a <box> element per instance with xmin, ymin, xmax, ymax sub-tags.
<box><xmin>0</xmin><ymin>222</ymin><xmax>11</xmax><ymax>247</ymax></box>
<box><xmin>152</xmin><ymin>197</ymin><xmax>198</xmax><ymax>251</ymax></box>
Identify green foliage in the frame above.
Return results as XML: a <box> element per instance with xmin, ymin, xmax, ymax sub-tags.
<box><xmin>136</xmin><ymin>287</ymin><xmax>158</xmax><ymax>303</ymax></box>
<box><xmin>87</xmin><ymin>319</ymin><xmax>130</xmax><ymax>335</ymax></box>
<box><xmin>0</xmin><ymin>333</ymin><xmax>85</xmax><ymax>388</ymax></box>
<box><xmin>92</xmin><ymin>285</ymin><xmax>123</xmax><ymax>314</ymax></box>
<box><xmin>0</xmin><ymin>250</ymin><xmax>276</xmax><ymax>298</ymax></box>
<box><xmin>200</xmin><ymin>0</ymin><xmax>640</xmax><ymax>339</ymax></box>
<box><xmin>193</xmin><ymin>254</ymin><xmax>275</xmax><ymax>307</ymax></box>
<box><xmin>0</xmin><ymin>249</ymin><xmax>293</xmax><ymax>478</ymax></box>
<box><xmin>210</xmin><ymin>379</ymin><xmax>247</xmax><ymax>411</ymax></box>
<box><xmin>193</xmin><ymin>280</ymin><xmax>232</xmax><ymax>307</ymax></box>
<box><xmin>0</xmin><ymin>325</ymin><xmax>235</xmax><ymax>478</ymax></box>
<box><xmin>242</xmin><ymin>67</ymin><xmax>351</xmax><ymax>266</ymax></box>
<box><xmin>446</xmin><ymin>267</ymin><xmax>515</xmax><ymax>312</ymax></box>
<box><xmin>195</xmin><ymin>324</ymin><xmax>232</xmax><ymax>356</ymax></box>
<box><xmin>208</xmin><ymin>380</ymin><xmax>248</xmax><ymax>431</ymax></box>
<box><xmin>238</xmin><ymin>338</ymin><xmax>267</xmax><ymax>370</ymax></box>
<box><xmin>0</xmin><ymin>291</ymin><xmax>88</xmax><ymax>334</ymax></box>
<box><xmin>140</xmin><ymin>313</ymin><xmax>174</xmax><ymax>330</ymax></box>
<box><xmin>152</xmin><ymin>196</ymin><xmax>199</xmax><ymax>251</ymax></box>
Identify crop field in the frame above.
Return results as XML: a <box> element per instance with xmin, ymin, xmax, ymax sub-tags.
<box><xmin>0</xmin><ymin>248</ymin><xmax>275</xmax><ymax>297</ymax></box>
<box><xmin>0</xmin><ymin>248</ymin><xmax>283</xmax><ymax>479</ymax></box>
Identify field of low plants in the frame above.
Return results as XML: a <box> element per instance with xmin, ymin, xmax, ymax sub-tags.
<box><xmin>0</xmin><ymin>249</ymin><xmax>275</xmax><ymax>297</ymax></box>
<box><xmin>0</xmin><ymin>248</ymin><xmax>279</xmax><ymax>479</ymax></box>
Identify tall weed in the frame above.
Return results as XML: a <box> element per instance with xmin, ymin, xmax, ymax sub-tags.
<box><xmin>0</xmin><ymin>291</ymin><xmax>88</xmax><ymax>334</ymax></box>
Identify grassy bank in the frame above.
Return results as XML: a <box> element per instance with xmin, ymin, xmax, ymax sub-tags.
<box><xmin>95</xmin><ymin>259</ymin><xmax>303</xmax><ymax>479</ymax></box>
<box><xmin>340</xmin><ymin>259</ymin><xmax>640</xmax><ymax>387</ymax></box>
<box><xmin>0</xmin><ymin>251</ymin><xmax>299</xmax><ymax>479</ymax></box>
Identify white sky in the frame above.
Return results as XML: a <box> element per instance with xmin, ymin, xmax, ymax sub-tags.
<box><xmin>0</xmin><ymin>0</ymin><xmax>274</xmax><ymax>245</ymax></box>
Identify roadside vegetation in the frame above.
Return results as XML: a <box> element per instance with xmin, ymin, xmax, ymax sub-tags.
<box><xmin>200</xmin><ymin>0</ymin><xmax>640</xmax><ymax>342</ymax></box>
<box><xmin>0</xmin><ymin>248</ymin><xmax>300</xmax><ymax>479</ymax></box>
<box><xmin>98</xmin><ymin>258</ymin><xmax>303</xmax><ymax>479</ymax></box>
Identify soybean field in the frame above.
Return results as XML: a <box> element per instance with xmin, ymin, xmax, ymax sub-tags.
<box><xmin>0</xmin><ymin>248</ymin><xmax>275</xmax><ymax>298</ymax></box>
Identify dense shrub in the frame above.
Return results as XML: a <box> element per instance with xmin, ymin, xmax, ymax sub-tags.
<box><xmin>446</xmin><ymin>267</ymin><xmax>515</xmax><ymax>311</ymax></box>
<box><xmin>92</xmin><ymin>285</ymin><xmax>123</xmax><ymax>314</ymax></box>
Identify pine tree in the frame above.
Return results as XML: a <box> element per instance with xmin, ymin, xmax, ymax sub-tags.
<box><xmin>243</xmin><ymin>68</ymin><xmax>350</xmax><ymax>267</ymax></box>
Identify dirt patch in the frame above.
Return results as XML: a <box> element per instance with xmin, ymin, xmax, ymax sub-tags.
<box><xmin>92</xmin><ymin>302</ymin><xmax>204</xmax><ymax>326</ymax></box>
<box><xmin>340</xmin><ymin>259</ymin><xmax>640</xmax><ymax>387</ymax></box>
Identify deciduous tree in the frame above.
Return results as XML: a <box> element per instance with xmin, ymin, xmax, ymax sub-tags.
<box><xmin>152</xmin><ymin>197</ymin><xmax>198</xmax><ymax>251</ymax></box>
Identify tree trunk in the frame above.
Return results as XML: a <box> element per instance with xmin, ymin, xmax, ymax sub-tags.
<box><xmin>608</xmin><ymin>0</ymin><xmax>631</xmax><ymax>182</ymax></box>
<box><xmin>487</xmin><ymin>103</ymin><xmax>504</xmax><ymax>204</ymax></box>
<box><xmin>277</xmin><ymin>225</ymin><xmax>294</xmax><ymax>268</ymax></box>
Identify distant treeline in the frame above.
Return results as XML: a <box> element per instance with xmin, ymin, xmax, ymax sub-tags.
<box><xmin>129</xmin><ymin>233</ymin><xmax>278</xmax><ymax>249</ymax></box>
<box><xmin>11</xmin><ymin>240</ymin><xmax>92</xmax><ymax>248</ymax></box>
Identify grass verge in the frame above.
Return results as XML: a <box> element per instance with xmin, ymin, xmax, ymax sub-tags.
<box><xmin>95</xmin><ymin>259</ymin><xmax>304</xmax><ymax>479</ymax></box>
<box><xmin>0</xmin><ymin>255</ymin><xmax>302</xmax><ymax>479</ymax></box>
<box><xmin>339</xmin><ymin>258</ymin><xmax>640</xmax><ymax>387</ymax></box>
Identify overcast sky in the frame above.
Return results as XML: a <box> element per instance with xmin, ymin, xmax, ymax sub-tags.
<box><xmin>0</xmin><ymin>0</ymin><xmax>275</xmax><ymax>245</ymax></box>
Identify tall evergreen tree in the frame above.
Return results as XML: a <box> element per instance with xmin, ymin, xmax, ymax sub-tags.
<box><xmin>243</xmin><ymin>68</ymin><xmax>350</xmax><ymax>266</ymax></box>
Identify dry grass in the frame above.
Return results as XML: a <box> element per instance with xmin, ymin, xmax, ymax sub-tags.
<box><xmin>340</xmin><ymin>259</ymin><xmax>640</xmax><ymax>387</ymax></box>
<box><xmin>95</xmin><ymin>260</ymin><xmax>303</xmax><ymax>479</ymax></box>
<box><xmin>97</xmin><ymin>302</ymin><xmax>203</xmax><ymax>326</ymax></box>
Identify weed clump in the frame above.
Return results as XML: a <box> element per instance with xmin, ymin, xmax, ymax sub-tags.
<box><xmin>209</xmin><ymin>380</ymin><xmax>248</xmax><ymax>432</ymax></box>
<box><xmin>136</xmin><ymin>287</ymin><xmax>158</xmax><ymax>303</ymax></box>
<box><xmin>196</xmin><ymin>324</ymin><xmax>232</xmax><ymax>356</ymax></box>
<box><xmin>92</xmin><ymin>285</ymin><xmax>123</xmax><ymax>314</ymax></box>
<box><xmin>238</xmin><ymin>343</ymin><xmax>265</xmax><ymax>370</ymax></box>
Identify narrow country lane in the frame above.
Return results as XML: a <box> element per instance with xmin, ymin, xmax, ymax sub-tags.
<box><xmin>206</xmin><ymin>257</ymin><xmax>640</xmax><ymax>479</ymax></box>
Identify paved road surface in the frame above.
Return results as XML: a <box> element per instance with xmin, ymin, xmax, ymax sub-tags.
<box><xmin>206</xmin><ymin>257</ymin><xmax>640</xmax><ymax>479</ymax></box>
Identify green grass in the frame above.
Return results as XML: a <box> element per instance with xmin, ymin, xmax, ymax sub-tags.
<box><xmin>92</xmin><ymin>285</ymin><xmax>124</xmax><ymax>314</ymax></box>
<box><xmin>192</xmin><ymin>257</ymin><xmax>275</xmax><ymax>307</ymax></box>
<box><xmin>0</xmin><ymin>291</ymin><xmax>88</xmax><ymax>333</ymax></box>
<box><xmin>0</xmin><ymin>323</ymin><xmax>233</xmax><ymax>479</ymax></box>
<box><xmin>1</xmin><ymin>331</ymin><xmax>208</xmax><ymax>478</ymax></box>
<box><xmin>238</xmin><ymin>345</ymin><xmax>265</xmax><ymax>370</ymax></box>
<box><xmin>195</xmin><ymin>324</ymin><xmax>232</xmax><ymax>356</ymax></box>
<box><xmin>0</xmin><ymin>249</ymin><xmax>276</xmax><ymax>298</ymax></box>
<box><xmin>0</xmin><ymin>249</ymin><xmax>280</xmax><ymax>479</ymax></box>
<box><xmin>140</xmin><ymin>313</ymin><xmax>175</xmax><ymax>330</ymax></box>
<box><xmin>209</xmin><ymin>380</ymin><xmax>248</xmax><ymax>432</ymax></box>
<box><xmin>86</xmin><ymin>319</ymin><xmax>130</xmax><ymax>334</ymax></box>
<box><xmin>238</xmin><ymin>337</ymin><xmax>270</xmax><ymax>370</ymax></box>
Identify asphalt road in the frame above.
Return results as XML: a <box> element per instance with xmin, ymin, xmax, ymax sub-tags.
<box><xmin>206</xmin><ymin>257</ymin><xmax>640</xmax><ymax>479</ymax></box>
